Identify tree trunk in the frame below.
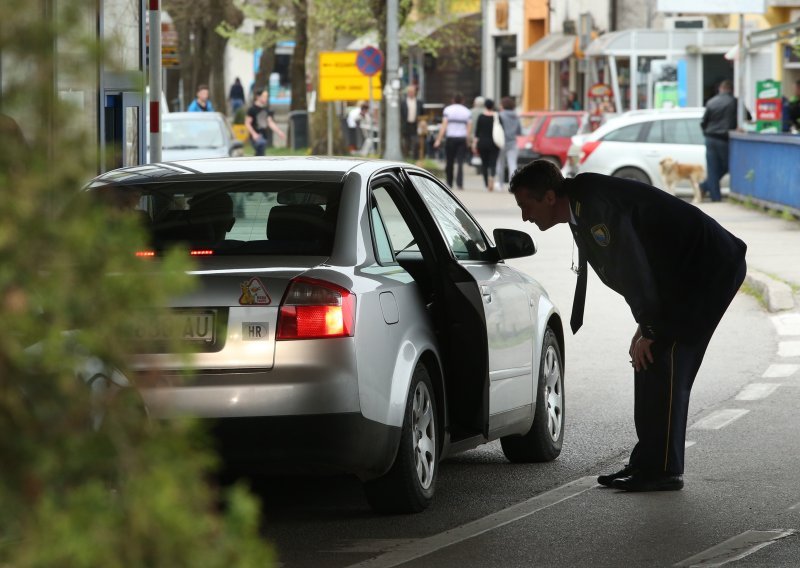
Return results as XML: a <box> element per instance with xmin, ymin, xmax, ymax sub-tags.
<box><xmin>290</xmin><ymin>0</ymin><xmax>308</xmax><ymax>112</ymax></box>
<box><xmin>308</xmin><ymin>0</ymin><xmax>344</xmax><ymax>155</ymax></box>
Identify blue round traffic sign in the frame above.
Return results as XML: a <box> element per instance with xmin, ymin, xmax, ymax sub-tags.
<box><xmin>356</xmin><ymin>46</ymin><xmax>384</xmax><ymax>77</ymax></box>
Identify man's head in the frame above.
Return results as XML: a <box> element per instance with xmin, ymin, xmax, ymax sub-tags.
<box><xmin>501</xmin><ymin>96</ymin><xmax>515</xmax><ymax>111</ymax></box>
<box><xmin>509</xmin><ymin>160</ymin><xmax>568</xmax><ymax>231</ymax></box>
<box><xmin>196</xmin><ymin>84</ymin><xmax>210</xmax><ymax>103</ymax></box>
<box><xmin>719</xmin><ymin>79</ymin><xmax>733</xmax><ymax>94</ymax></box>
<box><xmin>407</xmin><ymin>84</ymin><xmax>417</xmax><ymax>98</ymax></box>
<box><xmin>452</xmin><ymin>92</ymin><xmax>464</xmax><ymax>105</ymax></box>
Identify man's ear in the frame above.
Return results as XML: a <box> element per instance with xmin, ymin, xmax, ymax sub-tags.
<box><xmin>544</xmin><ymin>189</ymin><xmax>557</xmax><ymax>204</ymax></box>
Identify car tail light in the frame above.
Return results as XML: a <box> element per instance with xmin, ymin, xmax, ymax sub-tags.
<box><xmin>276</xmin><ymin>277</ymin><xmax>355</xmax><ymax>340</ymax></box>
<box><xmin>579</xmin><ymin>140</ymin><xmax>602</xmax><ymax>164</ymax></box>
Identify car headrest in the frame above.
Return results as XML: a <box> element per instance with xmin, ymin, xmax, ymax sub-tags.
<box><xmin>266</xmin><ymin>204</ymin><xmax>333</xmax><ymax>254</ymax></box>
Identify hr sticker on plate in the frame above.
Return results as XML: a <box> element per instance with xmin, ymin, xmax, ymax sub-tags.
<box><xmin>242</xmin><ymin>322</ymin><xmax>269</xmax><ymax>341</ymax></box>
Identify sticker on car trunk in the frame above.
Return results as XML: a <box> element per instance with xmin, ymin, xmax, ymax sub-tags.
<box><xmin>242</xmin><ymin>322</ymin><xmax>269</xmax><ymax>341</ymax></box>
<box><xmin>239</xmin><ymin>277</ymin><xmax>271</xmax><ymax>305</ymax></box>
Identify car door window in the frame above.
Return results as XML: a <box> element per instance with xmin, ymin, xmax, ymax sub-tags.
<box><xmin>602</xmin><ymin>123</ymin><xmax>643</xmax><ymax>142</ymax></box>
<box><xmin>370</xmin><ymin>195</ymin><xmax>396</xmax><ymax>264</ymax></box>
<box><xmin>371</xmin><ymin>184</ymin><xmax>419</xmax><ymax>256</ymax></box>
<box><xmin>659</xmin><ymin>118</ymin><xmax>697</xmax><ymax>145</ymax></box>
<box><xmin>681</xmin><ymin>118</ymin><xmax>705</xmax><ymax>145</ymax></box>
<box><xmin>644</xmin><ymin>120</ymin><xmax>663</xmax><ymax>143</ymax></box>
<box><xmin>408</xmin><ymin>175</ymin><xmax>491</xmax><ymax>262</ymax></box>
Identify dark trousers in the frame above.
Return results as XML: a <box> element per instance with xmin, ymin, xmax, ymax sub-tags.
<box><xmin>478</xmin><ymin>144</ymin><xmax>499</xmax><ymax>187</ymax></box>
<box><xmin>445</xmin><ymin>137</ymin><xmax>467</xmax><ymax>189</ymax></box>
<box><xmin>402</xmin><ymin>122</ymin><xmax>418</xmax><ymax>159</ymax></box>
<box><xmin>700</xmin><ymin>136</ymin><xmax>729</xmax><ymax>202</ymax></box>
<box><xmin>629</xmin><ymin>260</ymin><xmax>746</xmax><ymax>475</ymax></box>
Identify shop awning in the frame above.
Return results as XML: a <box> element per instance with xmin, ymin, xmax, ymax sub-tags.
<box><xmin>513</xmin><ymin>33</ymin><xmax>575</xmax><ymax>62</ymax></box>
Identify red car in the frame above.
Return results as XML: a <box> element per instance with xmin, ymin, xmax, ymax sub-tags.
<box><xmin>516</xmin><ymin>111</ymin><xmax>589</xmax><ymax>168</ymax></box>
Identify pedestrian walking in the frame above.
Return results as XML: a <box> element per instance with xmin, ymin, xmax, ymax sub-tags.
<box><xmin>346</xmin><ymin>102</ymin><xmax>370</xmax><ymax>154</ymax></box>
<box><xmin>496</xmin><ymin>96</ymin><xmax>522</xmax><ymax>190</ymax></box>
<box><xmin>510</xmin><ymin>160</ymin><xmax>747</xmax><ymax>492</ymax></box>
<box><xmin>245</xmin><ymin>88</ymin><xmax>286</xmax><ymax>156</ymax></box>
<box><xmin>699</xmin><ymin>80</ymin><xmax>750</xmax><ymax>202</ymax></box>
<box><xmin>433</xmin><ymin>92</ymin><xmax>471</xmax><ymax>190</ymax></box>
<box><xmin>229</xmin><ymin>77</ymin><xmax>245</xmax><ymax>115</ymax></box>
<box><xmin>400</xmin><ymin>84</ymin><xmax>424</xmax><ymax>159</ymax></box>
<box><xmin>471</xmin><ymin>98</ymin><xmax>500</xmax><ymax>191</ymax></box>
<box><xmin>187</xmin><ymin>84</ymin><xmax>214</xmax><ymax>112</ymax></box>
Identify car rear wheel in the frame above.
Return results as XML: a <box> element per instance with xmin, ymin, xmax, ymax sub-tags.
<box><xmin>363</xmin><ymin>363</ymin><xmax>438</xmax><ymax>513</ymax></box>
<box><xmin>501</xmin><ymin>327</ymin><xmax>564</xmax><ymax>463</ymax></box>
<box><xmin>613</xmin><ymin>167</ymin><xmax>651</xmax><ymax>185</ymax></box>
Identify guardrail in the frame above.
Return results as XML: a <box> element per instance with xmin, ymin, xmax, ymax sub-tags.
<box><xmin>729</xmin><ymin>132</ymin><xmax>800</xmax><ymax>215</ymax></box>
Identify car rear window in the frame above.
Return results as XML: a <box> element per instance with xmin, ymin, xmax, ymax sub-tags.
<box><xmin>545</xmin><ymin>116</ymin><xmax>580</xmax><ymax>138</ymax></box>
<box><xmin>162</xmin><ymin>119</ymin><xmax>226</xmax><ymax>149</ymax></box>
<box><xmin>92</xmin><ymin>179</ymin><xmax>342</xmax><ymax>256</ymax></box>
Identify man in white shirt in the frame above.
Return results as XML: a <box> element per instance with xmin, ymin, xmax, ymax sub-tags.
<box><xmin>433</xmin><ymin>92</ymin><xmax>471</xmax><ymax>190</ymax></box>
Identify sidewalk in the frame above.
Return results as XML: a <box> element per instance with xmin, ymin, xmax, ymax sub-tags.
<box><xmin>450</xmin><ymin>162</ymin><xmax>800</xmax><ymax>310</ymax></box>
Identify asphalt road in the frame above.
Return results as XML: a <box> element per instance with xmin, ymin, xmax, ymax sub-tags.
<box><xmin>249</xmin><ymin>191</ymin><xmax>799</xmax><ymax>568</ymax></box>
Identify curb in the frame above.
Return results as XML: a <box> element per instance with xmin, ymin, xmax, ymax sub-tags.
<box><xmin>745</xmin><ymin>271</ymin><xmax>796</xmax><ymax>312</ymax></box>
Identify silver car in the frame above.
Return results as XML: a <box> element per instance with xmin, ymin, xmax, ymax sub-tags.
<box><xmin>157</xmin><ymin>112</ymin><xmax>244</xmax><ymax>161</ymax></box>
<box><xmin>88</xmin><ymin>157</ymin><xmax>565</xmax><ymax>513</ymax></box>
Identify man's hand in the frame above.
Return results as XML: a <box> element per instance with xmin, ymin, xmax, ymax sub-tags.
<box><xmin>630</xmin><ymin>327</ymin><xmax>654</xmax><ymax>372</ymax></box>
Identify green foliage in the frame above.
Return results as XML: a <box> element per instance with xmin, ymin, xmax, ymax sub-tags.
<box><xmin>217</xmin><ymin>0</ymin><xmax>294</xmax><ymax>51</ymax></box>
<box><xmin>0</xmin><ymin>1</ymin><xmax>273</xmax><ymax>565</ymax></box>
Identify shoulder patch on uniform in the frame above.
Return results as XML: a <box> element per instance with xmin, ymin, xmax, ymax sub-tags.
<box><xmin>591</xmin><ymin>224</ymin><xmax>611</xmax><ymax>247</ymax></box>
<box><xmin>575</xmin><ymin>201</ymin><xmax>581</xmax><ymax>217</ymax></box>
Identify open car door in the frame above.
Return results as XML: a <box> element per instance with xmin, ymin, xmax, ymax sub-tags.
<box><xmin>370</xmin><ymin>171</ymin><xmax>490</xmax><ymax>439</ymax></box>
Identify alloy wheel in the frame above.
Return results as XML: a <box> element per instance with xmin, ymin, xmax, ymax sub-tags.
<box><xmin>412</xmin><ymin>381</ymin><xmax>436</xmax><ymax>489</ymax></box>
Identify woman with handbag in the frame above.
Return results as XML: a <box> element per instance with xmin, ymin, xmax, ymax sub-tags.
<box><xmin>471</xmin><ymin>99</ymin><xmax>503</xmax><ymax>191</ymax></box>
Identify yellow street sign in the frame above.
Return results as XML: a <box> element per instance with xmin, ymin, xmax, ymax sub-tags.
<box><xmin>319</xmin><ymin>51</ymin><xmax>382</xmax><ymax>102</ymax></box>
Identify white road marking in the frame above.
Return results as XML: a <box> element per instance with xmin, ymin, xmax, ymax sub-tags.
<box><xmin>771</xmin><ymin>313</ymin><xmax>800</xmax><ymax>336</ymax></box>
<box><xmin>343</xmin><ymin>476</ymin><xmax>598</xmax><ymax>568</ymax></box>
<box><xmin>689</xmin><ymin>409</ymin><xmax>750</xmax><ymax>430</ymax></box>
<box><xmin>778</xmin><ymin>341</ymin><xmax>800</xmax><ymax>358</ymax></box>
<box><xmin>762</xmin><ymin>364</ymin><xmax>799</xmax><ymax>378</ymax></box>
<box><xmin>685</xmin><ymin>441</ymin><xmax>697</xmax><ymax>448</ymax></box>
<box><xmin>673</xmin><ymin>529</ymin><xmax>795</xmax><ymax>567</ymax></box>
<box><xmin>735</xmin><ymin>383</ymin><xmax>780</xmax><ymax>401</ymax></box>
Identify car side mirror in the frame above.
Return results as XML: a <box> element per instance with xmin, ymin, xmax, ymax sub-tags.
<box><xmin>493</xmin><ymin>228</ymin><xmax>536</xmax><ymax>259</ymax></box>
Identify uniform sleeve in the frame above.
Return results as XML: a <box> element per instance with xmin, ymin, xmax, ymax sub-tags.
<box><xmin>610</xmin><ymin>211</ymin><xmax>663</xmax><ymax>340</ymax></box>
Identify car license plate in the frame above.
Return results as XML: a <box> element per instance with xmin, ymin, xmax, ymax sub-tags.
<box><xmin>134</xmin><ymin>310</ymin><xmax>216</xmax><ymax>343</ymax></box>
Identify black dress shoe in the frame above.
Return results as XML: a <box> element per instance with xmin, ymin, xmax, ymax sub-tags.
<box><xmin>612</xmin><ymin>473</ymin><xmax>684</xmax><ymax>492</ymax></box>
<box><xmin>597</xmin><ymin>464</ymin><xmax>638</xmax><ymax>487</ymax></box>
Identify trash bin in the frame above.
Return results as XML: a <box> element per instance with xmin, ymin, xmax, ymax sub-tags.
<box><xmin>288</xmin><ymin>110</ymin><xmax>309</xmax><ymax>150</ymax></box>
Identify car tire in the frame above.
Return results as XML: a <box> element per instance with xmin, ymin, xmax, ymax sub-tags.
<box><xmin>613</xmin><ymin>167</ymin><xmax>651</xmax><ymax>185</ymax></box>
<box><xmin>500</xmin><ymin>327</ymin><xmax>564</xmax><ymax>463</ymax></box>
<box><xmin>363</xmin><ymin>363</ymin><xmax>438</xmax><ymax>513</ymax></box>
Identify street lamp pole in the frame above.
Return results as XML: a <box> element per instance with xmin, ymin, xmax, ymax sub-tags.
<box><xmin>383</xmin><ymin>0</ymin><xmax>403</xmax><ymax>161</ymax></box>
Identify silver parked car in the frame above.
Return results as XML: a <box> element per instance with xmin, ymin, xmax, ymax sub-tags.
<box><xmin>157</xmin><ymin>112</ymin><xmax>244</xmax><ymax>161</ymax></box>
<box><xmin>88</xmin><ymin>157</ymin><xmax>565</xmax><ymax>513</ymax></box>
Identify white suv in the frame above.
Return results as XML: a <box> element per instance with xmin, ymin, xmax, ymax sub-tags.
<box><xmin>576</xmin><ymin>108</ymin><xmax>721</xmax><ymax>193</ymax></box>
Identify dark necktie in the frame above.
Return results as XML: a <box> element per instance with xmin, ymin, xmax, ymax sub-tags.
<box><xmin>570</xmin><ymin>242</ymin><xmax>587</xmax><ymax>334</ymax></box>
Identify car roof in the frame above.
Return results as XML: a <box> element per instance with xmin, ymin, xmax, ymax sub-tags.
<box><xmin>163</xmin><ymin>112</ymin><xmax>226</xmax><ymax>121</ymax></box>
<box><xmin>587</xmin><ymin>107</ymin><xmax>704</xmax><ymax>140</ymax></box>
<box><xmin>87</xmin><ymin>156</ymin><xmax>415</xmax><ymax>188</ymax></box>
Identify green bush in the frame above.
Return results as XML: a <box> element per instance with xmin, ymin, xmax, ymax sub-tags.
<box><xmin>0</xmin><ymin>2</ymin><xmax>273</xmax><ymax>566</ymax></box>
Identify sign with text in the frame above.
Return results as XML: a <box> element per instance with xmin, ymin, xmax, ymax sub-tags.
<box><xmin>319</xmin><ymin>51</ymin><xmax>382</xmax><ymax>102</ymax></box>
<box><xmin>656</xmin><ymin>0</ymin><xmax>765</xmax><ymax>14</ymax></box>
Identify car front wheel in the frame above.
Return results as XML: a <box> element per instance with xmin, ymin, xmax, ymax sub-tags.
<box><xmin>501</xmin><ymin>327</ymin><xmax>564</xmax><ymax>463</ymax></box>
<box><xmin>363</xmin><ymin>362</ymin><xmax>438</xmax><ymax>513</ymax></box>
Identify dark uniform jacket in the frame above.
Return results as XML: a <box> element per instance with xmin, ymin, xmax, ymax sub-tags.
<box><xmin>565</xmin><ymin>174</ymin><xmax>747</xmax><ymax>343</ymax></box>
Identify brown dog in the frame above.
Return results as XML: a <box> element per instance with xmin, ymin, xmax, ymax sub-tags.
<box><xmin>659</xmin><ymin>157</ymin><xmax>706</xmax><ymax>203</ymax></box>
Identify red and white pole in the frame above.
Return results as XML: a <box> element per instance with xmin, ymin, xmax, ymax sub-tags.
<box><xmin>149</xmin><ymin>0</ymin><xmax>162</xmax><ymax>163</ymax></box>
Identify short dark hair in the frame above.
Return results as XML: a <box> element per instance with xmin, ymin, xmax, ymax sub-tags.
<box><xmin>196</xmin><ymin>84</ymin><xmax>209</xmax><ymax>93</ymax></box>
<box><xmin>453</xmin><ymin>92</ymin><xmax>464</xmax><ymax>105</ymax></box>
<box><xmin>484</xmin><ymin>98</ymin><xmax>495</xmax><ymax>110</ymax></box>
<box><xmin>509</xmin><ymin>159</ymin><xmax>565</xmax><ymax>198</ymax></box>
<box><xmin>720</xmin><ymin>79</ymin><xmax>733</xmax><ymax>92</ymax></box>
<box><xmin>501</xmin><ymin>96</ymin><xmax>515</xmax><ymax>110</ymax></box>
<box><xmin>254</xmin><ymin>87</ymin><xmax>266</xmax><ymax>98</ymax></box>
